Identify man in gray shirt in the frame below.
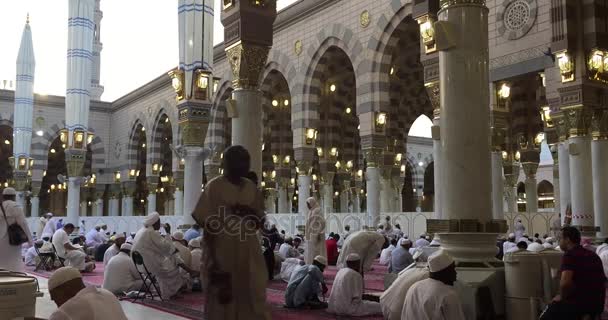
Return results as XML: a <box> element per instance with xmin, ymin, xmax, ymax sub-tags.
<box><xmin>389</xmin><ymin>238</ymin><xmax>414</xmax><ymax>274</ymax></box>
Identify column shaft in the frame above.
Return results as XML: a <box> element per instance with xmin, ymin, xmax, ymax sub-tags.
<box><xmin>592</xmin><ymin>139</ymin><xmax>608</xmax><ymax>237</ymax></box>
<box><xmin>16</xmin><ymin>193</ymin><xmax>26</xmax><ymax>209</ymax></box>
<box><xmin>95</xmin><ymin>199</ymin><xmax>103</xmax><ymax>216</ymax></box>
<box><xmin>507</xmin><ymin>186</ymin><xmax>518</xmax><ymax>213</ymax></box>
<box><xmin>525</xmin><ymin>177</ymin><xmax>538</xmax><ymax>214</ymax></box>
<box><xmin>366</xmin><ymin>167</ymin><xmax>380</xmax><ymax>226</ymax></box>
<box><xmin>321</xmin><ymin>185</ymin><xmax>333</xmax><ymax>214</ymax></box>
<box><xmin>174</xmin><ymin>190</ymin><xmax>183</xmax><ymax>216</ymax></box>
<box><xmin>231</xmin><ymin>89</ymin><xmax>263</xmax><ymax>178</ymax></box>
<box><xmin>67</xmin><ymin>178</ymin><xmax>80</xmax><ymax>224</ymax></box>
<box><xmin>380</xmin><ymin>177</ymin><xmax>391</xmax><ymax>214</ymax></box>
<box><xmin>558</xmin><ymin>142</ymin><xmax>571</xmax><ymax>224</ymax></box>
<box><xmin>109</xmin><ymin>198</ymin><xmax>119</xmax><ymax>217</ymax></box>
<box><xmin>297</xmin><ymin>175</ymin><xmax>312</xmax><ymax>215</ymax></box>
<box><xmin>491</xmin><ymin>152</ymin><xmax>504</xmax><ymax>219</ymax></box>
<box><xmin>569</xmin><ymin>136</ymin><xmax>594</xmax><ymax>227</ymax></box>
<box><xmin>438</xmin><ymin>3</ymin><xmax>492</xmax><ymax>221</ymax></box>
<box><xmin>433</xmin><ymin>124</ymin><xmax>442</xmax><ymax>218</ymax></box>
<box><xmin>278</xmin><ymin>187</ymin><xmax>289</xmax><ymax>214</ymax></box>
<box><xmin>147</xmin><ymin>193</ymin><xmax>157</xmax><ymax>214</ymax></box>
<box><xmin>183</xmin><ymin>148</ymin><xmax>204</xmax><ymax>224</ymax></box>
<box><xmin>122</xmin><ymin>197</ymin><xmax>133</xmax><ymax>216</ymax></box>
<box><xmin>30</xmin><ymin>196</ymin><xmax>39</xmax><ymax>218</ymax></box>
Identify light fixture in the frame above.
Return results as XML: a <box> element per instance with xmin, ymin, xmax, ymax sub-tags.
<box><xmin>329</xmin><ymin>84</ymin><xmax>336</xmax><ymax>92</ymax></box>
<box><xmin>271</xmin><ymin>170</ymin><xmax>276</xmax><ymax>179</ymax></box>
<box><xmin>160</xmin><ymin>176</ymin><xmax>169</xmax><ymax>183</ymax></box>
<box><xmin>295</xmin><ymin>166</ymin><xmax>299</xmax><ymax>174</ymax></box>
<box><xmin>375</xmin><ymin>112</ymin><xmax>387</xmax><ymax>133</ymax></box>
<box><xmin>334</xmin><ymin>191</ymin><xmax>339</xmax><ymax>196</ymax></box>
<box><xmin>168</xmin><ymin>69</ymin><xmax>184</xmax><ymax>100</ymax></box>
<box><xmin>357</xmin><ymin>169</ymin><xmax>363</xmax><ymax>178</ymax></box>
<box><xmin>141</xmin><ymin>126</ymin><xmax>145</xmax><ymax>132</ymax></box>
<box><xmin>557</xmin><ymin>51</ymin><xmax>575</xmax><ymax>82</ymax></box>
<box><xmin>272</xmin><ymin>99</ymin><xmax>279</xmax><ymax>107</ymax></box>
<box><xmin>515</xmin><ymin>151</ymin><xmax>521</xmax><ymax>161</ymax></box>
<box><xmin>129</xmin><ymin>169</ymin><xmax>136</xmax><ymax>178</ymax></box>
<box><xmin>35</xmin><ymin>130</ymin><xmax>43</xmax><ymax>137</ymax></box>
<box><xmin>290</xmin><ymin>178</ymin><xmax>295</xmax><ymax>185</ymax></box>
<box><xmin>335</xmin><ymin>161</ymin><xmax>341</xmax><ymax>169</ymax></box>
<box><xmin>62</xmin><ymin>144</ymin><xmax>66</xmax><ymax>149</ymax></box>
<box><xmin>540</xmin><ymin>106</ymin><xmax>553</xmax><ymax>128</ymax></box>
<box><xmin>165</xmin><ymin>117</ymin><xmax>169</xmax><ymax>123</ymax></box>
<box><xmin>260</xmin><ymin>181</ymin><xmax>266</xmax><ymax>187</ymax></box>
<box><xmin>395</xmin><ymin>153</ymin><xmax>402</xmax><ymax>162</ymax></box>
<box><xmin>160</xmin><ymin>187</ymin><xmax>164</xmax><ymax>193</ymax></box>
<box><xmin>87</xmin><ymin>133</ymin><xmax>94</xmax><ymax>144</ymax></box>
<box><xmin>4</xmin><ymin>140</ymin><xmax>9</xmax><ymax>145</ymax></box>
<box><xmin>305</xmin><ymin>128</ymin><xmax>317</xmax><ymax>145</ymax></box>
<box><xmin>213</xmin><ymin>79</ymin><xmax>220</xmax><ymax>94</ymax></box>
<box><xmin>284</xmin><ymin>99</ymin><xmax>289</xmax><ymax>106</ymax></box>
<box><xmin>418</xmin><ymin>161</ymin><xmax>424</xmax><ymax>167</ymax></box>
<box><xmin>50</xmin><ymin>148</ymin><xmax>56</xmax><ymax>154</ymax></box>
<box><xmin>140</xmin><ymin>199</ymin><xmax>145</xmax><ymax>203</ymax></box>
<box><xmin>272</xmin><ymin>154</ymin><xmax>278</xmax><ymax>164</ymax></box>
<box><xmin>313</xmin><ymin>174</ymin><xmax>317</xmax><ymax>181</ymax></box>
<box><xmin>330</xmin><ymin>147</ymin><xmax>338</xmax><ymax>157</ymax></box>
<box><xmin>74</xmin><ymin>130</ymin><xmax>84</xmax><ymax>149</ymax></box>
<box><xmin>498</xmin><ymin>83</ymin><xmax>510</xmax><ymax>99</ymax></box>
<box><xmin>588</xmin><ymin>49</ymin><xmax>603</xmax><ymax>72</ymax></box>
<box><xmin>262</xmin><ymin>143</ymin><xmax>265</xmax><ymax>151</ymax></box>
<box><xmin>534</xmin><ymin>132</ymin><xmax>545</xmax><ymax>146</ymax></box>
<box><xmin>345</xmin><ymin>107</ymin><xmax>351</xmax><ymax>114</ymax></box>
<box><xmin>50</xmin><ymin>184</ymin><xmax>55</xmax><ymax>190</ymax></box>
<box><xmin>293</xmin><ymin>196</ymin><xmax>297</xmax><ymax>201</ymax></box>
<box><xmin>417</xmin><ymin>15</ymin><xmax>436</xmax><ymax>53</ymax></box>
<box><xmin>540</xmin><ymin>72</ymin><xmax>546</xmax><ymax>87</ymax></box>
<box><xmin>59</xmin><ymin>130</ymin><xmax>67</xmax><ymax>143</ymax></box>
<box><xmin>142</xmin><ymin>143</ymin><xmax>146</xmax><ymax>148</ymax></box>
<box><xmin>390</xmin><ymin>67</ymin><xmax>395</xmax><ymax>75</ymax></box>
<box><xmin>152</xmin><ymin>163</ymin><xmax>160</xmax><ymax>175</ymax></box>
<box><xmin>400</xmin><ymin>164</ymin><xmax>406</xmax><ymax>172</ymax></box>
<box><xmin>284</xmin><ymin>155</ymin><xmax>290</xmax><ymax>164</ymax></box>
<box><xmin>43</xmin><ymin>170</ymin><xmax>46</xmax><ymax>177</ymax></box>
<box><xmin>502</xmin><ymin>151</ymin><xmax>508</xmax><ymax>160</ymax></box>
<box><xmin>346</xmin><ymin>160</ymin><xmax>353</xmax><ymax>169</ymax></box>
<box><xmin>317</xmin><ymin>147</ymin><xmax>323</xmax><ymax>157</ymax></box>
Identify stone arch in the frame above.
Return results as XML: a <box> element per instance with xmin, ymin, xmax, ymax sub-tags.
<box><xmin>207</xmin><ymin>80</ymin><xmax>234</xmax><ymax>154</ymax></box>
<box><xmin>297</xmin><ymin>24</ymin><xmax>366</xmax><ymax>130</ymax></box>
<box><xmin>260</xmin><ymin>64</ymin><xmax>293</xmax><ymax>165</ymax></box>
<box><xmin>31</xmin><ymin>121</ymin><xmax>64</xmax><ymax>173</ymax></box>
<box><xmin>261</xmin><ymin>49</ymin><xmax>298</xmax><ymax>99</ymax></box>
<box><xmin>364</xmin><ymin>3</ymin><xmax>415</xmax><ymax>113</ymax></box>
<box><xmin>87</xmin><ymin>129</ymin><xmax>105</xmax><ymax>174</ymax></box>
<box><xmin>126</xmin><ymin>119</ymin><xmax>146</xmax><ymax>170</ymax></box>
<box><xmin>148</xmin><ymin>108</ymin><xmax>172</xmax><ymax>169</ymax></box>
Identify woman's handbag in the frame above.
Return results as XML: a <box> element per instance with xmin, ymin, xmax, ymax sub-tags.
<box><xmin>1</xmin><ymin>202</ymin><xmax>28</xmax><ymax>246</ymax></box>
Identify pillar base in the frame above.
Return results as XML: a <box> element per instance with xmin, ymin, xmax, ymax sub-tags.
<box><xmin>438</xmin><ymin>232</ymin><xmax>501</xmax><ymax>264</ymax></box>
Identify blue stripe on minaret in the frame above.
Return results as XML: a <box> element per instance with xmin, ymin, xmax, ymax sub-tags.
<box><xmin>14</xmin><ymin>98</ymin><xmax>34</xmax><ymax>104</ymax></box>
<box><xmin>66</xmin><ymin>88</ymin><xmax>91</xmax><ymax>96</ymax></box>
<box><xmin>177</xmin><ymin>3</ymin><xmax>214</xmax><ymax>15</ymax></box>
<box><xmin>13</xmin><ymin>127</ymin><xmax>33</xmax><ymax>132</ymax></box>
<box><xmin>65</xmin><ymin>124</ymin><xmax>88</xmax><ymax>130</ymax></box>
<box><xmin>68</xmin><ymin>17</ymin><xmax>95</xmax><ymax>30</ymax></box>
<box><xmin>179</xmin><ymin>61</ymin><xmax>213</xmax><ymax>71</ymax></box>
<box><xmin>16</xmin><ymin>75</ymin><xmax>33</xmax><ymax>82</ymax></box>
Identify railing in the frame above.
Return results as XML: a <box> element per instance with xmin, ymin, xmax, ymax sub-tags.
<box><xmin>26</xmin><ymin>210</ymin><xmax>559</xmax><ymax>238</ymax></box>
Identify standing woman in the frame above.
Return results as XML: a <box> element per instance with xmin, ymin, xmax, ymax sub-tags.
<box><xmin>304</xmin><ymin>197</ymin><xmax>327</xmax><ymax>265</ymax></box>
<box><xmin>193</xmin><ymin>146</ymin><xmax>270</xmax><ymax>320</ymax></box>
<box><xmin>0</xmin><ymin>187</ymin><xmax>33</xmax><ymax>271</ymax></box>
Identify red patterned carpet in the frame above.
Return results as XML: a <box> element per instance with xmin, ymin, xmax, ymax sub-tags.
<box><xmin>29</xmin><ymin>261</ymin><xmax>387</xmax><ymax>319</ymax></box>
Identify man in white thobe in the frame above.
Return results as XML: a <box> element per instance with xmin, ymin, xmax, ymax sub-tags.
<box><xmin>279</xmin><ymin>237</ymin><xmax>301</xmax><ymax>259</ymax></box>
<box><xmin>85</xmin><ymin>225</ymin><xmax>104</xmax><ymax>249</ymax></box>
<box><xmin>514</xmin><ymin>219</ymin><xmax>525</xmax><ymax>240</ymax></box>
<box><xmin>415</xmin><ymin>234</ymin><xmax>430</xmax><ymax>248</ymax></box>
<box><xmin>402</xmin><ymin>250</ymin><xmax>465</xmax><ymax>320</ymax></box>
<box><xmin>37</xmin><ymin>212</ymin><xmax>53</xmax><ymax>239</ymax></box>
<box><xmin>188</xmin><ymin>238</ymin><xmax>202</xmax><ymax>272</ymax></box>
<box><xmin>337</xmin><ymin>230</ymin><xmax>386</xmax><ymax>272</ymax></box>
<box><xmin>42</xmin><ymin>217</ymin><xmax>60</xmax><ymax>239</ymax></box>
<box><xmin>25</xmin><ymin>242</ymin><xmax>41</xmax><ymax>266</ymax></box>
<box><xmin>102</xmin><ymin>243</ymin><xmax>143</xmax><ymax>295</ymax></box>
<box><xmin>304</xmin><ymin>197</ymin><xmax>327</xmax><ymax>265</ymax></box>
<box><xmin>48</xmin><ymin>267</ymin><xmax>127</xmax><ymax>320</ymax></box>
<box><xmin>52</xmin><ymin>224</ymin><xmax>94</xmax><ymax>272</ymax></box>
<box><xmin>172</xmin><ymin>231</ymin><xmax>192</xmax><ymax>268</ymax></box>
<box><xmin>597</xmin><ymin>239</ymin><xmax>608</xmax><ymax>278</ymax></box>
<box><xmin>285</xmin><ymin>255</ymin><xmax>328</xmax><ymax>309</ymax></box>
<box><xmin>103</xmin><ymin>233</ymin><xmax>126</xmax><ymax>266</ymax></box>
<box><xmin>328</xmin><ymin>253</ymin><xmax>382</xmax><ymax>316</ymax></box>
<box><xmin>503</xmin><ymin>233</ymin><xmax>517</xmax><ymax>253</ymax></box>
<box><xmin>380</xmin><ymin>238</ymin><xmax>398</xmax><ymax>266</ymax></box>
<box><xmin>280</xmin><ymin>258</ymin><xmax>305</xmax><ymax>282</ymax></box>
<box><xmin>131</xmin><ymin>212</ymin><xmax>195</xmax><ymax>299</ymax></box>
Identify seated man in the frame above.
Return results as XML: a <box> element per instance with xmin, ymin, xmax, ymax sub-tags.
<box><xmin>188</xmin><ymin>238</ymin><xmax>202</xmax><ymax>272</ymax></box>
<box><xmin>48</xmin><ymin>267</ymin><xmax>128</xmax><ymax>319</ymax></box>
<box><xmin>103</xmin><ymin>233</ymin><xmax>126</xmax><ymax>266</ymax></box>
<box><xmin>402</xmin><ymin>250</ymin><xmax>465</xmax><ymax>320</ymax></box>
<box><xmin>171</xmin><ymin>231</ymin><xmax>192</xmax><ymax>268</ymax></box>
<box><xmin>415</xmin><ymin>233</ymin><xmax>430</xmax><ymax>248</ymax></box>
<box><xmin>85</xmin><ymin>225</ymin><xmax>104</xmax><ymax>252</ymax></box>
<box><xmin>280</xmin><ymin>258</ymin><xmax>305</xmax><ymax>282</ymax></box>
<box><xmin>279</xmin><ymin>237</ymin><xmax>301</xmax><ymax>259</ymax></box>
<box><xmin>131</xmin><ymin>212</ymin><xmax>198</xmax><ymax>299</ymax></box>
<box><xmin>380</xmin><ymin>238</ymin><xmax>398</xmax><ymax>266</ymax></box>
<box><xmin>102</xmin><ymin>243</ymin><xmax>143</xmax><ymax>295</ymax></box>
<box><xmin>328</xmin><ymin>253</ymin><xmax>382</xmax><ymax>316</ymax></box>
<box><xmin>25</xmin><ymin>241</ymin><xmax>43</xmax><ymax>266</ymax></box>
<box><xmin>183</xmin><ymin>224</ymin><xmax>201</xmax><ymax>242</ymax></box>
<box><xmin>285</xmin><ymin>255</ymin><xmax>328</xmax><ymax>309</ymax></box>
<box><xmin>336</xmin><ymin>231</ymin><xmax>386</xmax><ymax>272</ymax></box>
<box><xmin>52</xmin><ymin>224</ymin><xmax>95</xmax><ymax>272</ymax></box>
<box><xmin>390</xmin><ymin>238</ymin><xmax>414</xmax><ymax>274</ymax></box>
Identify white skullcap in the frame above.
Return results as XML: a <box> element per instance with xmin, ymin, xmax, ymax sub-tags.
<box><xmin>48</xmin><ymin>267</ymin><xmax>82</xmax><ymax>291</ymax></box>
<box><xmin>143</xmin><ymin>212</ymin><xmax>160</xmax><ymax>227</ymax></box>
<box><xmin>2</xmin><ymin>187</ymin><xmax>16</xmax><ymax>196</ymax></box>
<box><xmin>429</xmin><ymin>238</ymin><xmax>440</xmax><ymax>246</ymax></box>
<box><xmin>115</xmin><ymin>233</ymin><xmax>126</xmax><ymax>239</ymax></box>
<box><xmin>120</xmin><ymin>243</ymin><xmax>132</xmax><ymax>251</ymax></box>
<box><xmin>346</xmin><ymin>253</ymin><xmax>361</xmax><ymax>262</ymax></box>
<box><xmin>420</xmin><ymin>233</ymin><xmax>427</xmax><ymax>237</ymax></box>
<box><xmin>42</xmin><ymin>233</ymin><xmax>52</xmax><ymax>239</ymax></box>
<box><xmin>172</xmin><ymin>231</ymin><xmax>184</xmax><ymax>241</ymax></box>
<box><xmin>428</xmin><ymin>250</ymin><xmax>454</xmax><ymax>273</ymax></box>
<box><xmin>45</xmin><ymin>212</ymin><xmax>53</xmax><ymax>217</ymax></box>
<box><xmin>399</xmin><ymin>238</ymin><xmax>412</xmax><ymax>246</ymax></box>
<box><xmin>508</xmin><ymin>233</ymin><xmax>515</xmax><ymax>238</ymax></box>
<box><xmin>95</xmin><ymin>224</ymin><xmax>102</xmax><ymax>228</ymax></box>
<box><xmin>285</xmin><ymin>236</ymin><xmax>293</xmax><ymax>242</ymax></box>
<box><xmin>527</xmin><ymin>242</ymin><xmax>544</xmax><ymax>253</ymax></box>
<box><xmin>188</xmin><ymin>238</ymin><xmax>201</xmax><ymax>248</ymax></box>
<box><xmin>314</xmin><ymin>255</ymin><xmax>327</xmax><ymax>266</ymax></box>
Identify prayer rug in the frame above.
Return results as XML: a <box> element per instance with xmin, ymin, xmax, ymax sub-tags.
<box><xmin>26</xmin><ymin>262</ymin><xmax>105</xmax><ymax>287</ymax></box>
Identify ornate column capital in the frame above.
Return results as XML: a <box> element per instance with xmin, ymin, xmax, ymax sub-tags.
<box><xmin>425</xmin><ymin>81</ymin><xmax>441</xmax><ymax>118</ymax></box>
<box><xmin>226</xmin><ymin>42</ymin><xmax>270</xmax><ymax>90</ymax></box>
<box><xmin>296</xmin><ymin>160</ymin><xmax>313</xmax><ymax>176</ymax></box>
<box><xmin>552</xmin><ymin>111</ymin><xmax>569</xmax><ymax>142</ymax></box>
<box><xmin>440</xmin><ymin>0</ymin><xmax>486</xmax><ymax>9</ymax></box>
<box><xmin>592</xmin><ymin>107</ymin><xmax>608</xmax><ymax>140</ymax></box>
<box><xmin>564</xmin><ymin>105</ymin><xmax>593</xmax><ymax>138</ymax></box>
<box><xmin>522</xmin><ymin>161</ymin><xmax>539</xmax><ymax>179</ymax></box>
<box><xmin>503</xmin><ymin>160</ymin><xmax>520</xmax><ymax>187</ymax></box>
<box><xmin>363</xmin><ymin>148</ymin><xmax>384</xmax><ymax>168</ymax></box>
<box><xmin>65</xmin><ymin>149</ymin><xmax>86</xmax><ymax>177</ymax></box>
<box><xmin>121</xmin><ymin>181</ymin><xmax>136</xmax><ymax>197</ymax></box>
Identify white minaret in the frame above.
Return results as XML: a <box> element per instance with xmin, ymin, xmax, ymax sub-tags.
<box><xmin>12</xmin><ymin>14</ymin><xmax>35</xmax><ymax>210</ymax></box>
<box><xmin>65</xmin><ymin>0</ymin><xmax>95</xmax><ymax>225</ymax></box>
<box><xmin>90</xmin><ymin>0</ymin><xmax>103</xmax><ymax>100</ymax></box>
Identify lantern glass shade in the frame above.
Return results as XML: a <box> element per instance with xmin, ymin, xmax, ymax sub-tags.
<box><xmin>87</xmin><ymin>133</ymin><xmax>94</xmax><ymax>144</ymax></box>
<box><xmin>284</xmin><ymin>155</ymin><xmax>290</xmax><ymax>164</ymax></box>
<box><xmin>330</xmin><ymin>147</ymin><xmax>338</xmax><ymax>157</ymax></box>
<box><xmin>129</xmin><ymin>169</ymin><xmax>136</xmax><ymax>177</ymax></box>
<box><xmin>18</xmin><ymin>157</ymin><xmax>26</xmax><ymax>170</ymax></box>
<box><xmin>59</xmin><ymin>130</ymin><xmax>67</xmax><ymax>143</ymax></box>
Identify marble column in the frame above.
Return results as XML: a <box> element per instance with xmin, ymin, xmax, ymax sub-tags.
<box><xmin>278</xmin><ymin>184</ymin><xmax>289</xmax><ymax>214</ymax></box>
<box><xmin>147</xmin><ymin>192</ymin><xmax>157</xmax><ymax>214</ymax></box>
<box><xmin>121</xmin><ymin>196</ymin><xmax>133</xmax><ymax>216</ymax></box>
<box><xmin>265</xmin><ymin>189</ymin><xmax>277</xmax><ymax>214</ymax></box>
<box><xmin>174</xmin><ymin>189</ymin><xmax>183</xmax><ymax>216</ymax></box>
<box><xmin>66</xmin><ymin>178</ymin><xmax>81</xmax><ymax>224</ymax></box>
<box><xmin>354</xmin><ymin>191</ymin><xmax>361</xmax><ymax>213</ymax></box>
<box><xmin>523</xmin><ymin>162</ymin><xmax>539</xmax><ymax>214</ymax></box>
<box><xmin>569</xmin><ymin>135</ymin><xmax>594</xmax><ymax>228</ymax></box>
<box><xmin>109</xmin><ymin>196</ymin><xmax>119</xmax><ymax>217</ymax></box>
<box><xmin>231</xmin><ymin>89</ymin><xmax>263</xmax><ymax>178</ymax></box>
<box><xmin>432</xmin><ymin>122</ymin><xmax>442</xmax><ymax>218</ymax></box>
<box><xmin>94</xmin><ymin>199</ymin><xmax>103</xmax><ymax>216</ymax></box>
<box><xmin>321</xmin><ymin>184</ymin><xmax>333</xmax><ymax>214</ymax></box>
<box><xmin>592</xmin><ymin>138</ymin><xmax>608</xmax><ymax>237</ymax></box>
<box><xmin>558</xmin><ymin>142</ymin><xmax>571</xmax><ymax>223</ymax></box>
<box><xmin>380</xmin><ymin>175</ymin><xmax>392</xmax><ymax>214</ymax></box>
<box><xmin>436</xmin><ymin>0</ymin><xmax>493</xmax><ymax>227</ymax></box>
<box><xmin>183</xmin><ymin>147</ymin><xmax>206</xmax><ymax>224</ymax></box>
<box><xmin>366</xmin><ymin>166</ymin><xmax>381</xmax><ymax>227</ymax></box>
<box><xmin>30</xmin><ymin>196</ymin><xmax>39</xmax><ymax>218</ymax></box>
<box><xmin>297</xmin><ymin>174</ymin><xmax>312</xmax><ymax>215</ymax></box>
<box><xmin>491</xmin><ymin>152</ymin><xmax>504</xmax><ymax>219</ymax></box>
<box><xmin>79</xmin><ymin>201</ymin><xmax>87</xmax><ymax>216</ymax></box>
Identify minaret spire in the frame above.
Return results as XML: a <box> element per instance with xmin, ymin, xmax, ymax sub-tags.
<box><xmin>12</xmin><ymin>15</ymin><xmax>36</xmax><ymax>210</ymax></box>
<box><xmin>26</xmin><ymin>13</ymin><xmax>29</xmax><ymax>24</ymax></box>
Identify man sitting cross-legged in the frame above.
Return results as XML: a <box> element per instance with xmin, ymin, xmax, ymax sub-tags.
<box><xmin>284</xmin><ymin>255</ymin><xmax>328</xmax><ymax>309</ymax></box>
<box><xmin>328</xmin><ymin>253</ymin><xmax>382</xmax><ymax>316</ymax></box>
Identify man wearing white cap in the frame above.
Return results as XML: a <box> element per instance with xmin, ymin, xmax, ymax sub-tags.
<box><xmin>131</xmin><ymin>212</ymin><xmax>196</xmax><ymax>299</ymax></box>
<box><xmin>402</xmin><ymin>250</ymin><xmax>465</xmax><ymax>320</ymax></box>
<box><xmin>543</xmin><ymin>237</ymin><xmax>556</xmax><ymax>249</ymax></box>
<box><xmin>85</xmin><ymin>224</ymin><xmax>104</xmax><ymax>250</ymax></box>
<box><xmin>102</xmin><ymin>243</ymin><xmax>143</xmax><ymax>295</ymax></box>
<box><xmin>37</xmin><ymin>212</ymin><xmax>53</xmax><ymax>239</ymax></box>
<box><xmin>415</xmin><ymin>233</ymin><xmax>430</xmax><ymax>248</ymax></box>
<box><xmin>49</xmin><ymin>267</ymin><xmax>127</xmax><ymax>319</ymax></box>
<box><xmin>304</xmin><ymin>197</ymin><xmax>327</xmax><ymax>265</ymax></box>
<box><xmin>172</xmin><ymin>231</ymin><xmax>192</xmax><ymax>268</ymax></box>
<box><xmin>389</xmin><ymin>238</ymin><xmax>414</xmax><ymax>274</ymax></box>
<box><xmin>103</xmin><ymin>233</ymin><xmax>126</xmax><ymax>266</ymax></box>
<box><xmin>53</xmin><ymin>223</ymin><xmax>95</xmax><ymax>272</ymax></box>
<box><xmin>336</xmin><ymin>230</ymin><xmax>386</xmax><ymax>272</ymax></box>
<box><xmin>279</xmin><ymin>236</ymin><xmax>301</xmax><ymax>259</ymax></box>
<box><xmin>503</xmin><ymin>233</ymin><xmax>517</xmax><ymax>253</ymax></box>
<box><xmin>188</xmin><ymin>238</ymin><xmax>202</xmax><ymax>272</ymax></box>
<box><xmin>380</xmin><ymin>238</ymin><xmax>398</xmax><ymax>266</ymax></box>
<box><xmin>285</xmin><ymin>255</ymin><xmax>329</xmax><ymax>309</ymax></box>
<box><xmin>0</xmin><ymin>187</ymin><xmax>33</xmax><ymax>272</ymax></box>
<box><xmin>328</xmin><ymin>253</ymin><xmax>382</xmax><ymax>316</ymax></box>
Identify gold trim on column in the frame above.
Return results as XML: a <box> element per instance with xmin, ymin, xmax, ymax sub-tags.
<box><xmin>294</xmin><ymin>40</ymin><xmax>303</xmax><ymax>56</ymax></box>
<box><xmin>592</xmin><ymin>108</ymin><xmax>608</xmax><ymax>140</ymax></box>
<box><xmin>226</xmin><ymin>41</ymin><xmax>270</xmax><ymax>90</ymax></box>
<box><xmin>360</xmin><ymin>11</ymin><xmax>370</xmax><ymax>28</ymax></box>
<box><xmin>564</xmin><ymin>105</ymin><xmax>592</xmax><ymax>138</ymax></box>
<box><xmin>364</xmin><ymin>148</ymin><xmax>384</xmax><ymax>168</ymax></box>
<box><xmin>425</xmin><ymin>81</ymin><xmax>440</xmax><ymax>118</ymax></box>
<box><xmin>440</xmin><ymin>0</ymin><xmax>486</xmax><ymax>9</ymax></box>
<box><xmin>552</xmin><ymin>111</ymin><xmax>569</xmax><ymax>142</ymax></box>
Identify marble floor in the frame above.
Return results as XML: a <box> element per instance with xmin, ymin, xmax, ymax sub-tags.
<box><xmin>32</xmin><ymin>275</ymin><xmax>188</xmax><ymax>320</ymax></box>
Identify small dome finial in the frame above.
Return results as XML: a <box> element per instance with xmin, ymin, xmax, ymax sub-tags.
<box><xmin>26</xmin><ymin>13</ymin><xmax>30</xmax><ymax>25</ymax></box>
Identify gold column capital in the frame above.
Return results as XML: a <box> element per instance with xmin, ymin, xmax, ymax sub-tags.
<box><xmin>564</xmin><ymin>105</ymin><xmax>592</xmax><ymax>138</ymax></box>
<box><xmin>297</xmin><ymin>160</ymin><xmax>313</xmax><ymax>176</ymax></box>
<box><xmin>521</xmin><ymin>161</ymin><xmax>539</xmax><ymax>179</ymax></box>
<box><xmin>363</xmin><ymin>148</ymin><xmax>384</xmax><ymax>168</ymax></box>
<box><xmin>440</xmin><ymin>0</ymin><xmax>486</xmax><ymax>9</ymax></box>
<box><xmin>592</xmin><ymin>108</ymin><xmax>608</xmax><ymax>140</ymax></box>
<box><xmin>226</xmin><ymin>42</ymin><xmax>270</xmax><ymax>90</ymax></box>
<box><xmin>552</xmin><ymin>111</ymin><xmax>569</xmax><ymax>142</ymax></box>
<box><xmin>425</xmin><ymin>81</ymin><xmax>441</xmax><ymax>119</ymax></box>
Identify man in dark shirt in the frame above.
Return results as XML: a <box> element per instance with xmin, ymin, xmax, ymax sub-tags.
<box><xmin>545</xmin><ymin>226</ymin><xmax>606</xmax><ymax>319</ymax></box>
